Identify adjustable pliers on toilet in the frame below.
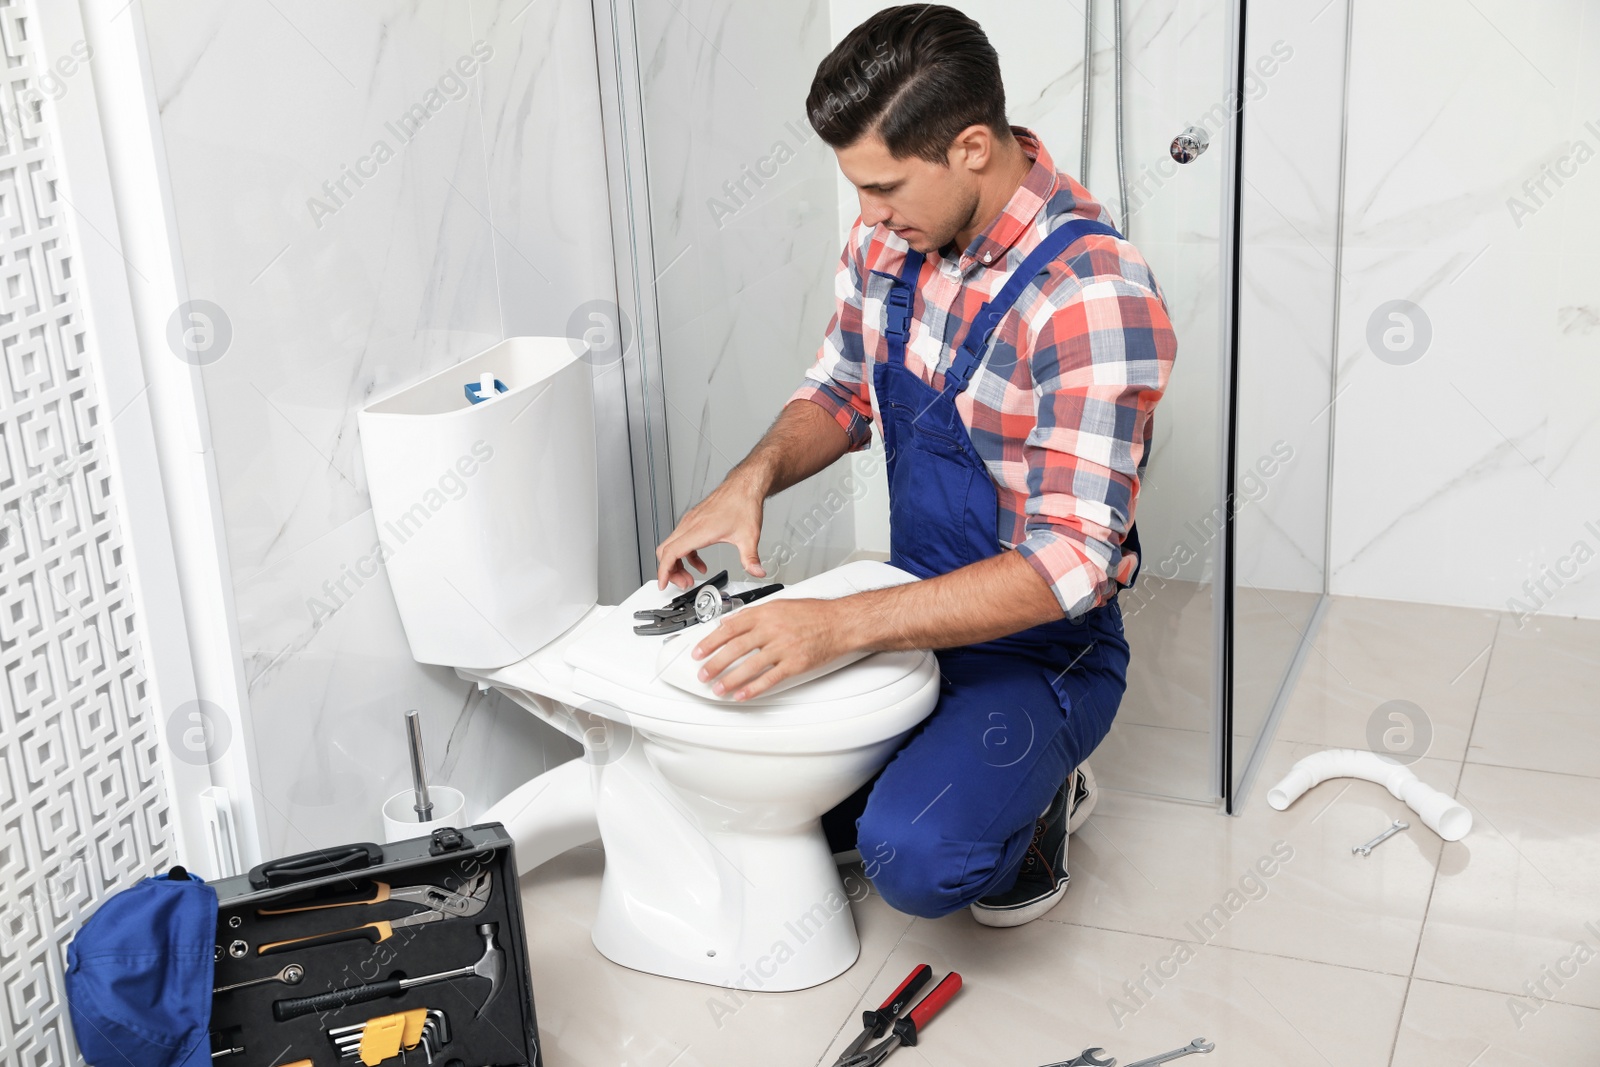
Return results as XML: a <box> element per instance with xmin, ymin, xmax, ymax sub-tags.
<box><xmin>831</xmin><ymin>964</ymin><xmax>962</xmax><ymax>1067</ymax></box>
<box><xmin>632</xmin><ymin>569</ymin><xmax>784</xmax><ymax>636</ymax></box>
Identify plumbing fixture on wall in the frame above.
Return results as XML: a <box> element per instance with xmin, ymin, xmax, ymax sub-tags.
<box><xmin>1079</xmin><ymin>0</ymin><xmax>1133</xmax><ymax>237</ymax></box>
<box><xmin>1170</xmin><ymin>125</ymin><xmax>1210</xmax><ymax>163</ymax></box>
<box><xmin>1080</xmin><ymin>0</ymin><xmax>1093</xmax><ymax>180</ymax></box>
<box><xmin>1113</xmin><ymin>0</ymin><xmax>1129</xmax><ymax>237</ymax></box>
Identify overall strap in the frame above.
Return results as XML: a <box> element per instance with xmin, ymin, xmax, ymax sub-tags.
<box><xmin>880</xmin><ymin>249</ymin><xmax>926</xmax><ymax>367</ymax></box>
<box><xmin>943</xmin><ymin>217</ymin><xmax>1121</xmax><ymax>392</ymax></box>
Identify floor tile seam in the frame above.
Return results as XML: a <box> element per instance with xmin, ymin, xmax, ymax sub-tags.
<box><xmin>1031</xmin><ymin>915</ymin><xmax>1419</xmax><ymax>979</ymax></box>
<box><xmin>1456</xmin><ymin>616</ymin><xmax>1505</xmax><ymax>784</ymax></box>
<box><xmin>1411</xmin><ymin>606</ymin><xmax>1502</xmax><ymax>1061</ymax></box>
<box><xmin>1115</xmin><ymin>719</ymin><xmax>1212</xmax><ymax>734</ymax></box>
<box><xmin>1391</xmin><ymin>815</ymin><xmax>1451</xmax><ymax>1065</ymax></box>
<box><xmin>1110</xmin><ymin>720</ymin><xmax>1211</xmax><ymax>737</ymax></box>
<box><xmin>1094</xmin><ymin>786</ymin><xmax>1222</xmax><ymax>810</ymax></box>
<box><xmin>1386</xmin><ymin>975</ymin><xmax>1417</xmax><ymax>1065</ymax></box>
<box><xmin>1457</xmin><ymin>755</ymin><xmax>1600</xmax><ymax>784</ymax></box>
<box><xmin>807</xmin><ymin>919</ymin><xmax>919</xmax><ymax>1067</ymax></box>
<box><xmin>1406</xmin><ymin>970</ymin><xmax>1600</xmax><ymax>1011</ymax></box>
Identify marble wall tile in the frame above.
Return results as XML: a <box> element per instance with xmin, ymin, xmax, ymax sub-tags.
<box><xmin>1233</xmin><ymin>0</ymin><xmax>1347</xmax><ymax>599</ymax></box>
<box><xmin>467</xmin><ymin>0</ymin><xmax>641</xmax><ymax>605</ymax></box>
<box><xmin>142</xmin><ymin>0</ymin><xmax>618</xmax><ymax>851</ymax></box>
<box><xmin>828</xmin><ymin>0</ymin><xmax>1236</xmax><ymax>581</ymax></box>
<box><xmin>631</xmin><ymin>0</ymin><xmax>861</xmax><ymax>581</ymax></box>
<box><xmin>1329</xmin><ymin>0</ymin><xmax>1600</xmax><ymax>620</ymax></box>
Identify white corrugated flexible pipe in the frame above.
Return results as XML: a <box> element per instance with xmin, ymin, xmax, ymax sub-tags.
<box><xmin>1266</xmin><ymin>748</ymin><xmax>1473</xmax><ymax>842</ymax></box>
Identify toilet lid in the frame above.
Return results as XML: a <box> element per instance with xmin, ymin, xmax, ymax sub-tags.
<box><xmin>562</xmin><ymin>562</ymin><xmax>937</xmax><ymax>728</ymax></box>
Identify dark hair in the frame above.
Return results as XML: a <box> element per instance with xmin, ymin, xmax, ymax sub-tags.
<box><xmin>806</xmin><ymin>5</ymin><xmax>1008</xmax><ymax>164</ymax></box>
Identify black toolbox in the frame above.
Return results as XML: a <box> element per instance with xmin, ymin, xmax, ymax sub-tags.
<box><xmin>206</xmin><ymin>823</ymin><xmax>541</xmax><ymax>1067</ymax></box>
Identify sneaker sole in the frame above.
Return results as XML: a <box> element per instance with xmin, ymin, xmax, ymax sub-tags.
<box><xmin>1067</xmin><ymin>763</ymin><xmax>1097</xmax><ymax>835</ymax></box>
<box><xmin>969</xmin><ymin>872</ymin><xmax>1070</xmax><ymax>928</ymax></box>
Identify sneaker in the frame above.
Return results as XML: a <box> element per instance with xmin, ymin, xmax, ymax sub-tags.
<box><xmin>970</xmin><ymin>775</ymin><xmax>1072</xmax><ymax>928</ymax></box>
<box><xmin>1067</xmin><ymin>763</ymin><xmax>1097</xmax><ymax>835</ymax></box>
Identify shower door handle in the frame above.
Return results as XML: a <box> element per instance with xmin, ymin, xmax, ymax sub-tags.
<box><xmin>1170</xmin><ymin>125</ymin><xmax>1210</xmax><ymax>163</ymax></box>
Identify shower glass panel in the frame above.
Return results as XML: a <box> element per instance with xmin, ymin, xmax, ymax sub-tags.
<box><xmin>1032</xmin><ymin>0</ymin><xmax>1235</xmax><ymax>804</ymax></box>
<box><xmin>624</xmin><ymin>1</ymin><xmax>861</xmax><ymax>584</ymax></box>
<box><xmin>1228</xmin><ymin>0</ymin><xmax>1349</xmax><ymax>805</ymax></box>
<box><xmin>611</xmin><ymin>0</ymin><xmax>1254</xmax><ymax>807</ymax></box>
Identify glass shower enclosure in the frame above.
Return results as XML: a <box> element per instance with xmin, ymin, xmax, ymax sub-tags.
<box><xmin>591</xmin><ymin>0</ymin><xmax>1346</xmax><ymax>812</ymax></box>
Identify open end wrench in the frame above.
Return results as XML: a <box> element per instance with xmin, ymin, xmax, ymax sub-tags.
<box><xmin>1123</xmin><ymin>1038</ymin><xmax>1214</xmax><ymax>1067</ymax></box>
<box><xmin>1353</xmin><ymin>819</ymin><xmax>1408</xmax><ymax>856</ymax></box>
<box><xmin>213</xmin><ymin>963</ymin><xmax>304</xmax><ymax>994</ymax></box>
<box><xmin>1044</xmin><ymin>1049</ymin><xmax>1115</xmax><ymax>1067</ymax></box>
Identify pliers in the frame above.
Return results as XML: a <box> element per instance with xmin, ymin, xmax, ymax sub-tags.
<box><xmin>833</xmin><ymin>964</ymin><xmax>962</xmax><ymax>1067</ymax></box>
<box><xmin>256</xmin><ymin>871</ymin><xmax>488</xmax><ymax>918</ymax></box>
<box><xmin>631</xmin><ymin>569</ymin><xmax>784</xmax><ymax>636</ymax></box>
<box><xmin>255</xmin><ymin>871</ymin><xmax>492</xmax><ymax>955</ymax></box>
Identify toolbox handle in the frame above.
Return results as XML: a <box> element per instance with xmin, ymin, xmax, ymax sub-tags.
<box><xmin>247</xmin><ymin>843</ymin><xmax>383</xmax><ymax>889</ymax></box>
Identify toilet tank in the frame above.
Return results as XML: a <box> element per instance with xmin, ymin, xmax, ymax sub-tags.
<box><xmin>357</xmin><ymin>337</ymin><xmax>598</xmax><ymax>669</ymax></box>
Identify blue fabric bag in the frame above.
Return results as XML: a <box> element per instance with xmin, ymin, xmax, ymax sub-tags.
<box><xmin>65</xmin><ymin>867</ymin><xmax>218</xmax><ymax>1067</ymax></box>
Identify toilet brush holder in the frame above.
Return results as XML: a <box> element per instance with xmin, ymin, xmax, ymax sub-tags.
<box><xmin>381</xmin><ymin>786</ymin><xmax>467</xmax><ymax>844</ymax></box>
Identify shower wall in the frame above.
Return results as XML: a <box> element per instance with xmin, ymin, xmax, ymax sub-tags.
<box><xmin>831</xmin><ymin>0</ymin><xmax>1233</xmax><ymax>587</ymax></box>
<box><xmin>1330</xmin><ymin>1</ymin><xmax>1600</xmax><ymax>621</ymax></box>
<box><xmin>1228</xmin><ymin>0</ymin><xmax>1348</xmax><ymax>795</ymax></box>
<box><xmin>630</xmin><ymin>0</ymin><xmax>865</xmax><ymax>582</ymax></box>
<box><xmin>137</xmin><ymin>0</ymin><xmax>617</xmax><ymax>854</ymax></box>
<box><xmin>825</xmin><ymin>0</ymin><xmax>1236</xmax><ymax>800</ymax></box>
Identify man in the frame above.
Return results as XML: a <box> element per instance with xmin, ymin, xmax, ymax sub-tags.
<box><xmin>653</xmin><ymin>4</ymin><xmax>1176</xmax><ymax>927</ymax></box>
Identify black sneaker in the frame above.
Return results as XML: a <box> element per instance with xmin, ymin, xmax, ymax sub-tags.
<box><xmin>1067</xmin><ymin>763</ymin><xmax>1097</xmax><ymax>835</ymax></box>
<box><xmin>970</xmin><ymin>774</ymin><xmax>1073</xmax><ymax>928</ymax></box>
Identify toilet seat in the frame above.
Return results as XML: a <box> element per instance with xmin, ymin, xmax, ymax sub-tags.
<box><xmin>559</xmin><ymin>562</ymin><xmax>937</xmax><ymax>747</ymax></box>
<box><xmin>465</xmin><ymin>561</ymin><xmax>941</xmax><ymax>755</ymax></box>
<box><xmin>567</xmin><ymin>650</ymin><xmax>938</xmax><ymax>754</ymax></box>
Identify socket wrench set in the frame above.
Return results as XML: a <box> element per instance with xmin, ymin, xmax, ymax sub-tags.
<box><xmin>206</xmin><ymin>824</ymin><xmax>541</xmax><ymax>1067</ymax></box>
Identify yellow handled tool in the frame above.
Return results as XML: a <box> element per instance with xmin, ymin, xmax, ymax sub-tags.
<box><xmin>259</xmin><ymin>914</ymin><xmax>416</xmax><ymax>955</ymax></box>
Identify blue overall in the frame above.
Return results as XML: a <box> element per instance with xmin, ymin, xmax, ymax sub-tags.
<box><xmin>831</xmin><ymin>218</ymin><xmax>1136</xmax><ymax>919</ymax></box>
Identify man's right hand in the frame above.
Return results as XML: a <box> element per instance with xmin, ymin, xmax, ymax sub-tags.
<box><xmin>654</xmin><ymin>470</ymin><xmax>769</xmax><ymax>590</ymax></box>
<box><xmin>653</xmin><ymin>399</ymin><xmax>854</xmax><ymax>590</ymax></box>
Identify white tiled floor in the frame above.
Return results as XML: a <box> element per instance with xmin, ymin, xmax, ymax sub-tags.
<box><xmin>516</xmin><ymin>596</ymin><xmax>1600</xmax><ymax>1065</ymax></box>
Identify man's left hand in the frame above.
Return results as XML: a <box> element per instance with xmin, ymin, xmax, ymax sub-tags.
<box><xmin>691</xmin><ymin>598</ymin><xmax>853</xmax><ymax>702</ymax></box>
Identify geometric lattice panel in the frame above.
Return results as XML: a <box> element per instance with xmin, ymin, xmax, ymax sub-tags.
<box><xmin>0</xmin><ymin>2</ymin><xmax>173</xmax><ymax>1063</ymax></box>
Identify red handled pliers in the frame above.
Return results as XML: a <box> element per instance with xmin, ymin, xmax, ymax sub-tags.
<box><xmin>832</xmin><ymin>964</ymin><xmax>963</xmax><ymax>1067</ymax></box>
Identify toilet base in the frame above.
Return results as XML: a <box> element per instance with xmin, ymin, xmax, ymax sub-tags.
<box><xmin>481</xmin><ymin>731</ymin><xmax>864</xmax><ymax>992</ymax></box>
<box><xmin>590</xmin><ymin>815</ymin><xmax>862</xmax><ymax>992</ymax></box>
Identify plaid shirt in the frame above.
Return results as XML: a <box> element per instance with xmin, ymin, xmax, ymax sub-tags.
<box><xmin>791</xmin><ymin>129</ymin><xmax>1176</xmax><ymax>618</ymax></box>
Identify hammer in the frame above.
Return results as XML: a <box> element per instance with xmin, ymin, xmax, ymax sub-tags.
<box><xmin>271</xmin><ymin>923</ymin><xmax>505</xmax><ymax>1021</ymax></box>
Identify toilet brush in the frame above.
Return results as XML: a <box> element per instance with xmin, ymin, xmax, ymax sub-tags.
<box><xmin>405</xmin><ymin>710</ymin><xmax>433</xmax><ymax>822</ymax></box>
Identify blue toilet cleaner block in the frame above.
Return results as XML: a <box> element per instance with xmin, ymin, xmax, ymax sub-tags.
<box><xmin>463</xmin><ymin>375</ymin><xmax>508</xmax><ymax>404</ymax></box>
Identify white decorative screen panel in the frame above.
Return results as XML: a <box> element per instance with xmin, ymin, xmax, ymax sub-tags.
<box><xmin>0</xmin><ymin>2</ymin><xmax>174</xmax><ymax>1064</ymax></box>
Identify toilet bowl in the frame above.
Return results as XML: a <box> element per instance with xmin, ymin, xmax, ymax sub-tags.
<box><xmin>358</xmin><ymin>337</ymin><xmax>939</xmax><ymax>990</ymax></box>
